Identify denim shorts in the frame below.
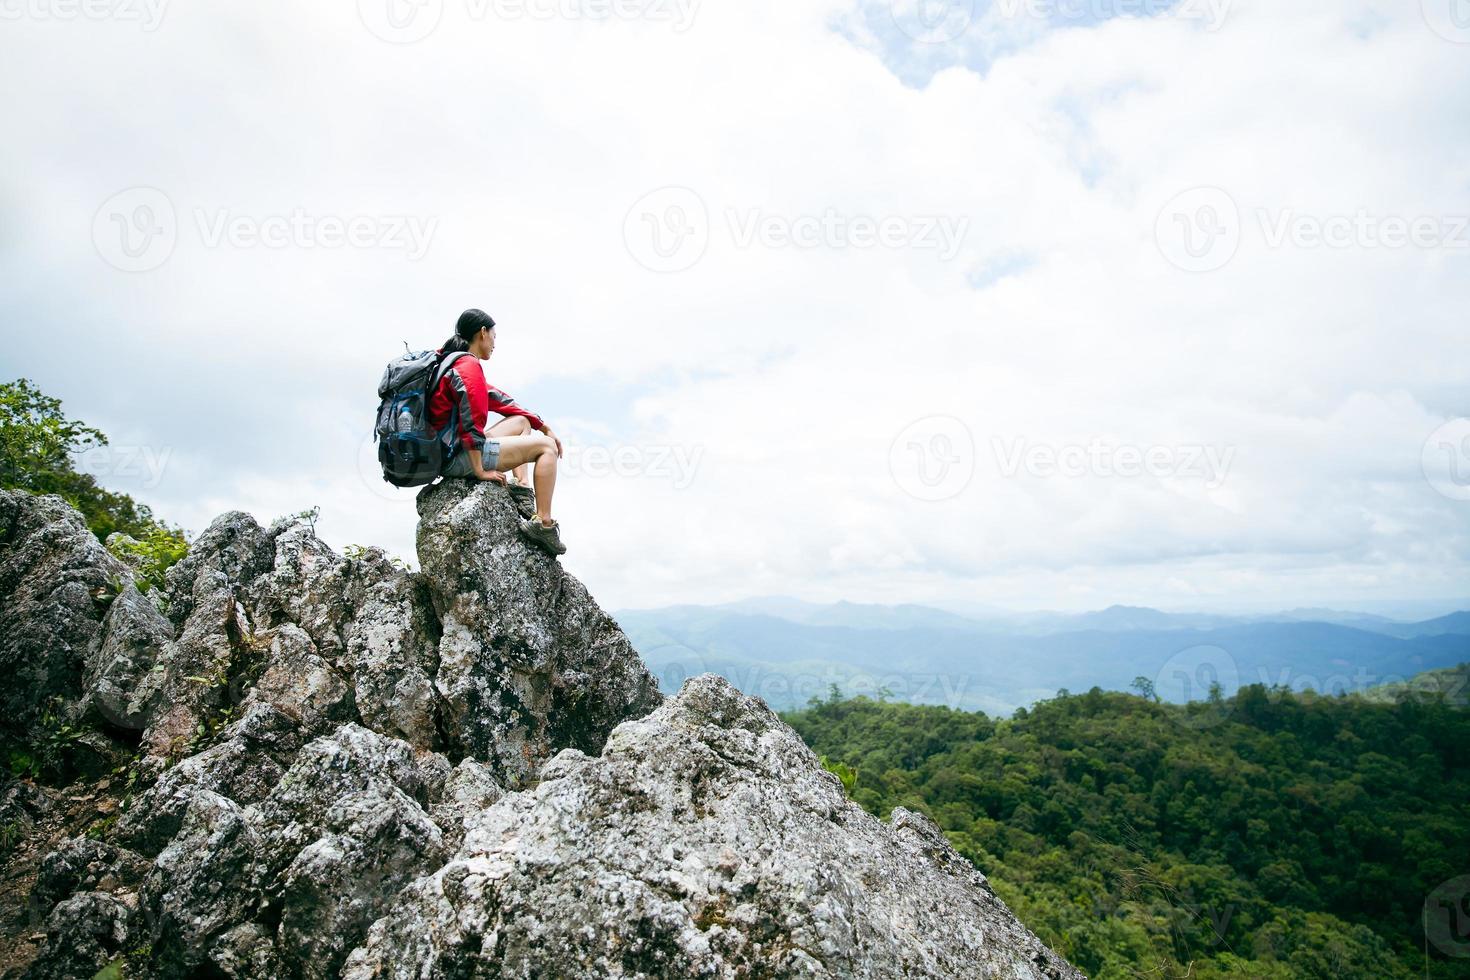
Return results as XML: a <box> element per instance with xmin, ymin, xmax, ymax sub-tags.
<box><xmin>442</xmin><ymin>439</ymin><xmax>500</xmax><ymax>479</ymax></box>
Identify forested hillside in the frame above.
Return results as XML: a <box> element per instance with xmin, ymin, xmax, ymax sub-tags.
<box><xmin>783</xmin><ymin>682</ymin><xmax>1470</xmax><ymax>979</ymax></box>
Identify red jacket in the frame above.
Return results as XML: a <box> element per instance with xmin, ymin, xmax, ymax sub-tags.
<box><xmin>428</xmin><ymin>353</ymin><xmax>545</xmax><ymax>453</ymax></box>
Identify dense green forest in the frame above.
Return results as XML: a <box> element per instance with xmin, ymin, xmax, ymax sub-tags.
<box><xmin>783</xmin><ymin>682</ymin><xmax>1470</xmax><ymax>979</ymax></box>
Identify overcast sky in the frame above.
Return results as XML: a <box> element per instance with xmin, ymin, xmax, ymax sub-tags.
<box><xmin>2</xmin><ymin>0</ymin><xmax>1467</xmax><ymax>614</ymax></box>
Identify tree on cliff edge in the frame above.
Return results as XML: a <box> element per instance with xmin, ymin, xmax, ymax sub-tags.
<box><xmin>1</xmin><ymin>377</ymin><xmax>186</xmax><ymax>582</ymax></box>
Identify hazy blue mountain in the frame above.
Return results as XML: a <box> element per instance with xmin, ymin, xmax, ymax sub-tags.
<box><xmin>643</xmin><ymin>597</ymin><xmax>987</xmax><ymax>632</ymax></box>
<box><xmin>1260</xmin><ymin>607</ymin><xmax>1399</xmax><ymax>627</ymax></box>
<box><xmin>1352</xmin><ymin>610</ymin><xmax>1470</xmax><ymax>639</ymax></box>
<box><xmin>1003</xmin><ymin>605</ymin><xmax>1242</xmax><ymax>634</ymax></box>
<box><xmin>1057</xmin><ymin>605</ymin><xmax>1234</xmax><ymax>631</ymax></box>
<box><xmin>615</xmin><ymin>601</ymin><xmax>1470</xmax><ymax>716</ymax></box>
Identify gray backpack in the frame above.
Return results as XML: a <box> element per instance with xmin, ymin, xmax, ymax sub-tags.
<box><xmin>374</xmin><ymin>349</ymin><xmax>468</xmax><ymax>487</ymax></box>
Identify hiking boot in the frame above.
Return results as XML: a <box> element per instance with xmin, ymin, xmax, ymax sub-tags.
<box><xmin>505</xmin><ymin>477</ymin><xmax>535</xmax><ymax>503</ymax></box>
<box><xmin>518</xmin><ymin>517</ymin><xmax>567</xmax><ymax>556</ymax></box>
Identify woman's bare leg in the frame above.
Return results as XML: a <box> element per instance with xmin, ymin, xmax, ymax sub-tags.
<box><xmin>493</xmin><ymin>433</ymin><xmax>558</xmax><ymax>524</ymax></box>
<box><xmin>487</xmin><ymin>416</ymin><xmax>534</xmax><ymax>487</ymax></box>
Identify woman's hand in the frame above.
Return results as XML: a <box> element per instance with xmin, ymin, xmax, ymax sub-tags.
<box><xmin>467</xmin><ymin>448</ymin><xmax>506</xmax><ymax>482</ymax></box>
<box><xmin>541</xmin><ymin>425</ymin><xmax>564</xmax><ymax>458</ymax></box>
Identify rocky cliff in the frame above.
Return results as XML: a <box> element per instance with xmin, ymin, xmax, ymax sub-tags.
<box><xmin>0</xmin><ymin>482</ymin><xmax>1083</xmax><ymax>979</ymax></box>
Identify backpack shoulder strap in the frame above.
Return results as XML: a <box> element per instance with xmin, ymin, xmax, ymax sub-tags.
<box><xmin>429</xmin><ymin>351</ymin><xmax>472</xmax><ymax>452</ymax></box>
<box><xmin>429</xmin><ymin>351</ymin><xmax>470</xmax><ymax>394</ymax></box>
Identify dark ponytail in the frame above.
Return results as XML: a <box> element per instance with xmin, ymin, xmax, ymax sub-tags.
<box><xmin>443</xmin><ymin>308</ymin><xmax>495</xmax><ymax>354</ymax></box>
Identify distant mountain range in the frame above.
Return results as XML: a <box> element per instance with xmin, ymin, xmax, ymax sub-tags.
<box><xmin>614</xmin><ymin>599</ymin><xmax>1470</xmax><ymax>716</ymax></box>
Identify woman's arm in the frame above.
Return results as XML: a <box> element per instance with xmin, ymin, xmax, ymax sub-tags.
<box><xmin>485</xmin><ymin>383</ymin><xmax>548</xmax><ymax>433</ymax></box>
<box><xmin>485</xmin><ymin>380</ymin><xmax>562</xmax><ymax>457</ymax></box>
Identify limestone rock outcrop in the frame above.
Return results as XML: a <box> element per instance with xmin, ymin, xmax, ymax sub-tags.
<box><xmin>344</xmin><ymin>674</ymin><xmax>1081</xmax><ymax>979</ymax></box>
<box><xmin>0</xmin><ymin>484</ymin><xmax>1081</xmax><ymax>979</ymax></box>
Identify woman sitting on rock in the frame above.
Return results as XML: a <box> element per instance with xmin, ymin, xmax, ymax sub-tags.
<box><xmin>428</xmin><ymin>308</ymin><xmax>566</xmax><ymax>556</ymax></box>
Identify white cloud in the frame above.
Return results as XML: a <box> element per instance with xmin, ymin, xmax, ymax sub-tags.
<box><xmin>1</xmin><ymin>0</ymin><xmax>1466</xmax><ymax>612</ymax></box>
